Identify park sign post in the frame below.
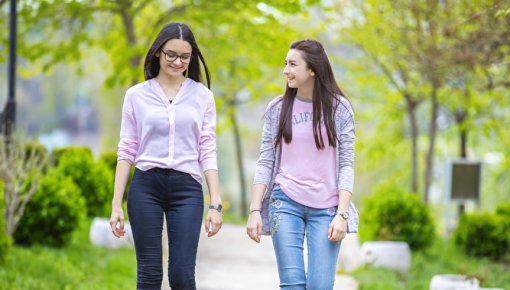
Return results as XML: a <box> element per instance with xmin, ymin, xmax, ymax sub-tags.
<box><xmin>445</xmin><ymin>159</ymin><xmax>482</xmax><ymax>218</ymax></box>
<box><xmin>446</xmin><ymin>159</ymin><xmax>482</xmax><ymax>202</ymax></box>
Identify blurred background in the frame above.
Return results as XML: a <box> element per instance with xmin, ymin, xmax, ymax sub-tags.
<box><xmin>0</xmin><ymin>0</ymin><xmax>509</xmax><ymax>289</ymax></box>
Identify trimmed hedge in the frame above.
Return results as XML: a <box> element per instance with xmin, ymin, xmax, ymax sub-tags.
<box><xmin>496</xmin><ymin>202</ymin><xmax>510</xmax><ymax>219</ymax></box>
<box><xmin>51</xmin><ymin>146</ymin><xmax>93</xmax><ymax>166</ymax></box>
<box><xmin>99</xmin><ymin>151</ymin><xmax>118</xmax><ymax>173</ymax></box>
<box><xmin>55</xmin><ymin>149</ymin><xmax>113</xmax><ymax>217</ymax></box>
<box><xmin>454</xmin><ymin>212</ymin><xmax>509</xmax><ymax>261</ymax></box>
<box><xmin>360</xmin><ymin>184</ymin><xmax>436</xmax><ymax>250</ymax></box>
<box><xmin>14</xmin><ymin>173</ymin><xmax>86</xmax><ymax>247</ymax></box>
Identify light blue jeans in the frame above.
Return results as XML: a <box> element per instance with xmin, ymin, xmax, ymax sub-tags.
<box><xmin>269</xmin><ymin>184</ymin><xmax>341</xmax><ymax>290</ymax></box>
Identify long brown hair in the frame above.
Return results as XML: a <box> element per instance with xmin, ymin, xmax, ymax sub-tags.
<box><xmin>144</xmin><ymin>22</ymin><xmax>211</xmax><ymax>88</ymax></box>
<box><xmin>276</xmin><ymin>40</ymin><xmax>347</xmax><ymax>149</ymax></box>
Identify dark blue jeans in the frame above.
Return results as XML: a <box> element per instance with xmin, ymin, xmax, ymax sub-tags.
<box><xmin>127</xmin><ymin>168</ymin><xmax>204</xmax><ymax>290</ymax></box>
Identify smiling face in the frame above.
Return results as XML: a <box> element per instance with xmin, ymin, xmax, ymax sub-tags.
<box><xmin>283</xmin><ymin>49</ymin><xmax>315</xmax><ymax>90</ymax></box>
<box><xmin>156</xmin><ymin>38</ymin><xmax>192</xmax><ymax>79</ymax></box>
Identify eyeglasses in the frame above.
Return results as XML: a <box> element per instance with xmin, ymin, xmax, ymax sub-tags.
<box><xmin>160</xmin><ymin>49</ymin><xmax>193</xmax><ymax>64</ymax></box>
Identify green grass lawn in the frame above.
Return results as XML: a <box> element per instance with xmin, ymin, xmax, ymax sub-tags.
<box><xmin>352</xmin><ymin>239</ymin><xmax>510</xmax><ymax>290</ymax></box>
<box><xmin>0</xmin><ymin>214</ymin><xmax>244</xmax><ymax>290</ymax></box>
<box><xmin>6</xmin><ymin>215</ymin><xmax>506</xmax><ymax>290</ymax></box>
<box><xmin>221</xmin><ymin>212</ymin><xmax>247</xmax><ymax>225</ymax></box>
<box><xmin>0</xmin><ymin>219</ymin><xmax>137</xmax><ymax>290</ymax></box>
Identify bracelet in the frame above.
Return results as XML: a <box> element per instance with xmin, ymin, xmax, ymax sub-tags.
<box><xmin>249</xmin><ymin>209</ymin><xmax>261</xmax><ymax>214</ymax></box>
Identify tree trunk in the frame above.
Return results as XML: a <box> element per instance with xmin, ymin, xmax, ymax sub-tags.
<box><xmin>119</xmin><ymin>5</ymin><xmax>141</xmax><ymax>86</ymax></box>
<box><xmin>460</xmin><ymin>128</ymin><xmax>467</xmax><ymax>158</ymax></box>
<box><xmin>230</xmin><ymin>108</ymin><xmax>248</xmax><ymax>218</ymax></box>
<box><xmin>424</xmin><ymin>88</ymin><xmax>439</xmax><ymax>202</ymax></box>
<box><xmin>228</xmin><ymin>60</ymin><xmax>248</xmax><ymax>217</ymax></box>
<box><xmin>405</xmin><ymin>94</ymin><xmax>419</xmax><ymax>193</ymax></box>
<box><xmin>455</xmin><ymin>108</ymin><xmax>468</xmax><ymax>158</ymax></box>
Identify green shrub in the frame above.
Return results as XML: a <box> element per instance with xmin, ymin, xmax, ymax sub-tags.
<box><xmin>89</xmin><ymin>161</ymin><xmax>114</xmax><ymax>217</ymax></box>
<box><xmin>0</xmin><ymin>181</ymin><xmax>12</xmax><ymax>262</ymax></box>
<box><xmin>360</xmin><ymin>184</ymin><xmax>436</xmax><ymax>250</ymax></box>
<box><xmin>496</xmin><ymin>203</ymin><xmax>510</xmax><ymax>243</ymax></box>
<box><xmin>454</xmin><ymin>212</ymin><xmax>509</xmax><ymax>260</ymax></box>
<box><xmin>99</xmin><ymin>152</ymin><xmax>131</xmax><ymax>219</ymax></box>
<box><xmin>99</xmin><ymin>151</ymin><xmax>134</xmax><ymax>200</ymax></box>
<box><xmin>51</xmin><ymin>146</ymin><xmax>93</xmax><ymax>166</ymax></box>
<box><xmin>14</xmin><ymin>173</ymin><xmax>86</xmax><ymax>247</ymax></box>
<box><xmin>55</xmin><ymin>149</ymin><xmax>113</xmax><ymax>217</ymax></box>
<box><xmin>496</xmin><ymin>202</ymin><xmax>510</xmax><ymax>219</ymax></box>
<box><xmin>99</xmin><ymin>151</ymin><xmax>118</xmax><ymax>173</ymax></box>
<box><xmin>20</xmin><ymin>143</ymin><xmax>50</xmax><ymax>197</ymax></box>
<box><xmin>24</xmin><ymin>142</ymin><xmax>49</xmax><ymax>171</ymax></box>
<box><xmin>25</xmin><ymin>142</ymin><xmax>48</xmax><ymax>159</ymax></box>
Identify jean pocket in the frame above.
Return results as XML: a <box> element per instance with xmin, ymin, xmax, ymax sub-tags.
<box><xmin>327</xmin><ymin>207</ymin><xmax>337</xmax><ymax>217</ymax></box>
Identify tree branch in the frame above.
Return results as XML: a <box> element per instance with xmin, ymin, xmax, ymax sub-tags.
<box><xmin>0</xmin><ymin>137</ymin><xmax>48</xmax><ymax>237</ymax></box>
<box><xmin>360</xmin><ymin>47</ymin><xmax>407</xmax><ymax>95</ymax></box>
<box><xmin>152</xmin><ymin>4</ymin><xmax>189</xmax><ymax>31</ymax></box>
<box><xmin>455</xmin><ymin>4</ymin><xmax>502</xmax><ymax>26</ymax></box>
<box><xmin>133</xmin><ymin>1</ymin><xmax>151</xmax><ymax>13</ymax></box>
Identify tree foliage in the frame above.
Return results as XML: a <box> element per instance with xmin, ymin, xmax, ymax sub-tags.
<box><xmin>331</xmin><ymin>0</ymin><xmax>510</xmax><ymax>200</ymax></box>
<box><xmin>1</xmin><ymin>0</ymin><xmax>321</xmax><ymax>214</ymax></box>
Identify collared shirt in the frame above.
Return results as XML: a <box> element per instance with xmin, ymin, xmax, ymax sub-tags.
<box><xmin>117</xmin><ymin>78</ymin><xmax>217</xmax><ymax>183</ymax></box>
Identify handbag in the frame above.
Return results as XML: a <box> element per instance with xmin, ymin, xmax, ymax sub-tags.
<box><xmin>346</xmin><ymin>201</ymin><xmax>359</xmax><ymax>233</ymax></box>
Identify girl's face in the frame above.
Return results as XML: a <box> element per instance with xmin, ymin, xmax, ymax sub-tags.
<box><xmin>283</xmin><ymin>49</ymin><xmax>315</xmax><ymax>89</ymax></box>
<box><xmin>156</xmin><ymin>38</ymin><xmax>192</xmax><ymax>78</ymax></box>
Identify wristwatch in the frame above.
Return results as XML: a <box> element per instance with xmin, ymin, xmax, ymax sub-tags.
<box><xmin>336</xmin><ymin>211</ymin><xmax>349</xmax><ymax>220</ymax></box>
<box><xmin>209</xmin><ymin>204</ymin><xmax>223</xmax><ymax>213</ymax></box>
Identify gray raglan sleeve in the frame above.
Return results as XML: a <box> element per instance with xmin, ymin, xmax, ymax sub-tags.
<box><xmin>253</xmin><ymin>105</ymin><xmax>276</xmax><ymax>186</ymax></box>
<box><xmin>337</xmin><ymin>99</ymin><xmax>355</xmax><ymax>193</ymax></box>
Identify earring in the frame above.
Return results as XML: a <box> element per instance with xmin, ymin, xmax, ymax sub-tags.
<box><xmin>311</xmin><ymin>72</ymin><xmax>315</xmax><ymax>76</ymax></box>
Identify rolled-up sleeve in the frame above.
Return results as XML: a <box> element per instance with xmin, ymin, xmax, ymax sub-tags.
<box><xmin>337</xmin><ymin>101</ymin><xmax>355</xmax><ymax>193</ymax></box>
<box><xmin>253</xmin><ymin>104</ymin><xmax>276</xmax><ymax>186</ymax></box>
<box><xmin>117</xmin><ymin>92</ymin><xmax>139</xmax><ymax>165</ymax></box>
<box><xmin>199</xmin><ymin>93</ymin><xmax>218</xmax><ymax>172</ymax></box>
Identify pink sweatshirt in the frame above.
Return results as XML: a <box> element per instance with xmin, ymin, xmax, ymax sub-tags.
<box><xmin>117</xmin><ymin>78</ymin><xmax>217</xmax><ymax>183</ymax></box>
<box><xmin>274</xmin><ymin>96</ymin><xmax>338</xmax><ymax>208</ymax></box>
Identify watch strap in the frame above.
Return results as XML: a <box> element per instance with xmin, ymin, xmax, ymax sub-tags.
<box><xmin>209</xmin><ymin>204</ymin><xmax>223</xmax><ymax>213</ymax></box>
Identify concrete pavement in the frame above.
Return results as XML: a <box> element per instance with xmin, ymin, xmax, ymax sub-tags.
<box><xmin>192</xmin><ymin>223</ymin><xmax>359</xmax><ymax>290</ymax></box>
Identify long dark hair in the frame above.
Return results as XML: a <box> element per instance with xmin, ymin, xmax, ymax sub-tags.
<box><xmin>276</xmin><ymin>39</ymin><xmax>348</xmax><ymax>149</ymax></box>
<box><xmin>144</xmin><ymin>22</ymin><xmax>211</xmax><ymax>88</ymax></box>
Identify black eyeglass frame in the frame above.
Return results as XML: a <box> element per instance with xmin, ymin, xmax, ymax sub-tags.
<box><xmin>160</xmin><ymin>49</ymin><xmax>193</xmax><ymax>64</ymax></box>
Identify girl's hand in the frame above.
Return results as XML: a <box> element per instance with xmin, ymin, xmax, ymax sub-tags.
<box><xmin>205</xmin><ymin>209</ymin><xmax>223</xmax><ymax>237</ymax></box>
<box><xmin>110</xmin><ymin>205</ymin><xmax>126</xmax><ymax>238</ymax></box>
<box><xmin>328</xmin><ymin>215</ymin><xmax>347</xmax><ymax>242</ymax></box>
<box><xmin>246</xmin><ymin>211</ymin><xmax>263</xmax><ymax>243</ymax></box>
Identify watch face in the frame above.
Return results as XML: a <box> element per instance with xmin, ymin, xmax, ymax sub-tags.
<box><xmin>342</xmin><ymin>212</ymin><xmax>349</xmax><ymax>219</ymax></box>
<box><xmin>210</xmin><ymin>204</ymin><xmax>223</xmax><ymax>212</ymax></box>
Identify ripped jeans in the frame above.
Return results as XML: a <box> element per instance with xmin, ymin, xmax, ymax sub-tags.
<box><xmin>269</xmin><ymin>184</ymin><xmax>341</xmax><ymax>290</ymax></box>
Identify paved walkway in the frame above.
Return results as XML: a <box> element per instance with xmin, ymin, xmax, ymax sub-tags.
<box><xmin>180</xmin><ymin>223</ymin><xmax>360</xmax><ymax>290</ymax></box>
